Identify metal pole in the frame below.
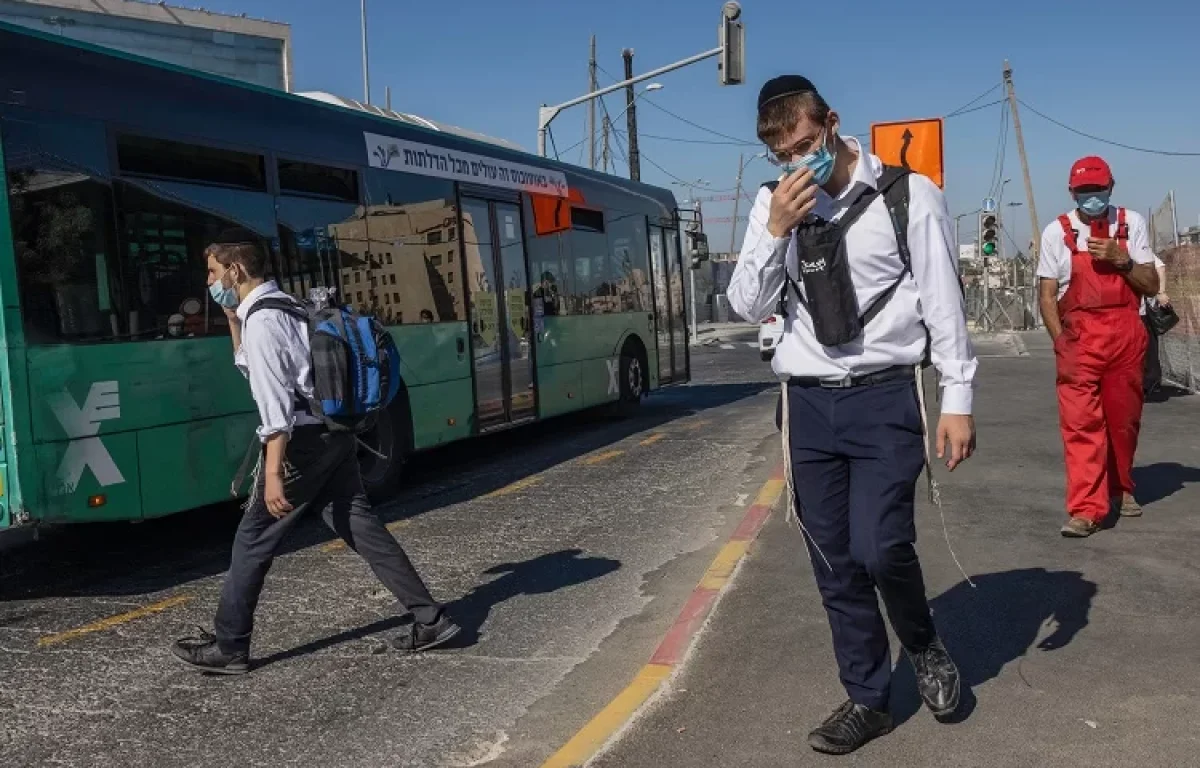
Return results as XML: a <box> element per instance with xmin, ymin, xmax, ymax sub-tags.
<box><xmin>623</xmin><ymin>49</ymin><xmax>640</xmax><ymax>181</ymax></box>
<box><xmin>360</xmin><ymin>0</ymin><xmax>370</xmax><ymax>104</ymax></box>
<box><xmin>1004</xmin><ymin>60</ymin><xmax>1040</xmax><ymax>325</ymax></box>
<box><xmin>601</xmin><ymin>116</ymin><xmax>611</xmax><ymax>173</ymax></box>
<box><xmin>729</xmin><ymin>153</ymin><xmax>745</xmax><ymax>255</ymax></box>
<box><xmin>589</xmin><ymin>36</ymin><xmax>597</xmax><ymax>170</ymax></box>
<box><xmin>1170</xmin><ymin>190</ymin><xmax>1180</xmax><ymax>247</ymax></box>
<box><xmin>537</xmin><ymin>45</ymin><xmax>724</xmax><ymax>156</ymax></box>
<box><xmin>385</xmin><ymin>85</ymin><xmax>391</xmax><ymax>111</ymax></box>
<box><xmin>690</xmin><ymin>200</ymin><xmax>701</xmax><ymax>333</ymax></box>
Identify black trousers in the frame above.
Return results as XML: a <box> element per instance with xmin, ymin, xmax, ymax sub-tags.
<box><xmin>215</xmin><ymin>426</ymin><xmax>441</xmax><ymax>654</ymax></box>
<box><xmin>1142</xmin><ymin>314</ymin><xmax>1162</xmax><ymax>394</ymax></box>
<box><xmin>787</xmin><ymin>376</ymin><xmax>936</xmax><ymax>711</ymax></box>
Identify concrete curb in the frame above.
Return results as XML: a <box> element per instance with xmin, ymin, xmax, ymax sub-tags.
<box><xmin>539</xmin><ymin>463</ymin><xmax>786</xmax><ymax>767</ymax></box>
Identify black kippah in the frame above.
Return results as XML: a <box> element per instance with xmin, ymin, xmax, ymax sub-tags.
<box><xmin>757</xmin><ymin>75</ymin><xmax>819</xmax><ymax>112</ymax></box>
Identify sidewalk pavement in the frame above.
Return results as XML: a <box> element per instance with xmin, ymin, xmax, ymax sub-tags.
<box><xmin>596</xmin><ymin>330</ymin><xmax>1200</xmax><ymax>768</ymax></box>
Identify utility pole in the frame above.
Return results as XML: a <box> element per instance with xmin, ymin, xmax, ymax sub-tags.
<box><xmin>360</xmin><ymin>0</ymin><xmax>370</xmax><ymax>104</ymax></box>
<box><xmin>1004</xmin><ymin>60</ymin><xmax>1039</xmax><ymax>323</ymax></box>
<box><xmin>729</xmin><ymin>153</ymin><xmax>745</xmax><ymax>255</ymax></box>
<box><xmin>601</xmin><ymin>115</ymin><xmax>611</xmax><ymax>174</ymax></box>
<box><xmin>588</xmin><ymin>36</ymin><xmax>598</xmax><ymax>170</ymax></box>
<box><xmin>623</xmin><ymin>48</ymin><xmax>641</xmax><ymax>181</ymax></box>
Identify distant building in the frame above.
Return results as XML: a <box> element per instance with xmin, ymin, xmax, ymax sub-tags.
<box><xmin>0</xmin><ymin>0</ymin><xmax>292</xmax><ymax>91</ymax></box>
<box><xmin>1178</xmin><ymin>226</ymin><xmax>1200</xmax><ymax>246</ymax></box>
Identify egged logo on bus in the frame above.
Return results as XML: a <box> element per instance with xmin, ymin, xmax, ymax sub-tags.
<box><xmin>373</xmin><ymin>143</ymin><xmax>401</xmax><ymax>169</ymax></box>
<box><xmin>47</xmin><ymin>381</ymin><xmax>124</xmax><ymax>495</ymax></box>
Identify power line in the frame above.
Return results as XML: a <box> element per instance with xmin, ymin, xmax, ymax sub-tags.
<box><xmin>1019</xmin><ymin>98</ymin><xmax>1200</xmax><ymax>157</ymax></box>
<box><xmin>946</xmin><ymin>83</ymin><xmax>1002</xmax><ymax>117</ymax></box>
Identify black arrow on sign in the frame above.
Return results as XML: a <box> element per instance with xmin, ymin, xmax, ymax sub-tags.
<box><xmin>899</xmin><ymin>129</ymin><xmax>914</xmax><ymax>169</ymax></box>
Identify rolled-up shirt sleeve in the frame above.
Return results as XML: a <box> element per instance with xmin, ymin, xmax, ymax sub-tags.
<box><xmin>907</xmin><ymin>176</ymin><xmax>977</xmax><ymax>415</ymax></box>
<box><xmin>242</xmin><ymin>314</ymin><xmax>298</xmax><ymax>442</ymax></box>
<box><xmin>727</xmin><ymin>186</ymin><xmax>791</xmax><ymax>323</ymax></box>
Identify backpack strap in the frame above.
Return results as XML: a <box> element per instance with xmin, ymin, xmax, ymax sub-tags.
<box><xmin>859</xmin><ymin>167</ymin><xmax>912</xmax><ymax>328</ymax></box>
<box><xmin>1058</xmin><ymin>214</ymin><xmax>1079</xmax><ymax>252</ymax></box>
<box><xmin>243</xmin><ymin>295</ymin><xmax>308</xmax><ymax>324</ymax></box>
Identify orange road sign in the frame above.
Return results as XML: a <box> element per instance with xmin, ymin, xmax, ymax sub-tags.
<box><xmin>870</xmin><ymin>118</ymin><xmax>944</xmax><ymax>188</ymax></box>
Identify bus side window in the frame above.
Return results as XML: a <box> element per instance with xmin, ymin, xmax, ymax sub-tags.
<box><xmin>112</xmin><ymin>180</ymin><xmax>275</xmax><ymax>340</ymax></box>
<box><xmin>3</xmin><ymin>112</ymin><xmax>125</xmax><ymax>344</ymax></box>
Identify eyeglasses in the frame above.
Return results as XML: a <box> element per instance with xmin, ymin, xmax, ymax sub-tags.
<box><xmin>765</xmin><ymin>127</ymin><xmax>826</xmax><ymax>168</ymax></box>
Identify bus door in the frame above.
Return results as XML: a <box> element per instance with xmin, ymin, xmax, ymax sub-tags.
<box><xmin>462</xmin><ymin>196</ymin><xmax>536</xmax><ymax>431</ymax></box>
<box><xmin>648</xmin><ymin>225</ymin><xmax>688</xmax><ymax>384</ymax></box>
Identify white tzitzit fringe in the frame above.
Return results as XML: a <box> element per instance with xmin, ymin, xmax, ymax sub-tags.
<box><xmin>914</xmin><ymin>364</ymin><xmax>976</xmax><ymax>589</ymax></box>
<box><xmin>780</xmin><ymin>379</ymin><xmax>833</xmax><ymax>573</ymax></box>
<box><xmin>780</xmin><ymin>367</ymin><xmax>975</xmax><ymax>588</ymax></box>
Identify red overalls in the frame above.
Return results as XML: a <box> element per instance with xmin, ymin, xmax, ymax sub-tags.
<box><xmin>1053</xmin><ymin>207</ymin><xmax>1147</xmax><ymax>524</ymax></box>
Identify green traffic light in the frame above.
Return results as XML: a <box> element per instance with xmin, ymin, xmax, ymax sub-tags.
<box><xmin>982</xmin><ymin>242</ymin><xmax>996</xmax><ymax>256</ymax></box>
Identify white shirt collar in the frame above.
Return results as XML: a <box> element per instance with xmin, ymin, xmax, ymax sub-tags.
<box><xmin>235</xmin><ymin>280</ymin><xmax>282</xmax><ymax>323</ymax></box>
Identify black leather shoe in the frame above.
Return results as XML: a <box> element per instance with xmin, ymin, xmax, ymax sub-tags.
<box><xmin>907</xmin><ymin>636</ymin><xmax>961</xmax><ymax>718</ymax></box>
<box><xmin>807</xmin><ymin>700</ymin><xmax>893</xmax><ymax>755</ymax></box>
<box><xmin>392</xmin><ymin>614</ymin><xmax>462</xmax><ymax>653</ymax></box>
<box><xmin>171</xmin><ymin>628</ymin><xmax>249</xmax><ymax>675</ymax></box>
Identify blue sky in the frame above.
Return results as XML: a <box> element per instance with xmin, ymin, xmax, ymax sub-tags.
<box><xmin>202</xmin><ymin>0</ymin><xmax>1199</xmax><ymax>254</ymax></box>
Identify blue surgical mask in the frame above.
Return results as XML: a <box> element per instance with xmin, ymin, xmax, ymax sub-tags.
<box><xmin>782</xmin><ymin>127</ymin><xmax>838</xmax><ymax>186</ymax></box>
<box><xmin>208</xmin><ymin>267</ymin><xmax>240</xmax><ymax>308</ymax></box>
<box><xmin>1075</xmin><ymin>192</ymin><xmax>1111</xmax><ymax>217</ymax></box>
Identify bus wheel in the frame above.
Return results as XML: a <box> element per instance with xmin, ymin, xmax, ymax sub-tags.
<box><xmin>358</xmin><ymin>397</ymin><xmax>411</xmax><ymax>504</ymax></box>
<box><xmin>612</xmin><ymin>343</ymin><xmax>647</xmax><ymax>417</ymax></box>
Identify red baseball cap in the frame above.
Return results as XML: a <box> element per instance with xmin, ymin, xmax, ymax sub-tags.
<box><xmin>1068</xmin><ymin>156</ymin><xmax>1113</xmax><ymax>190</ymax></box>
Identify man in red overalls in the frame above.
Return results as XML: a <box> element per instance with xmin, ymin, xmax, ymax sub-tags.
<box><xmin>1037</xmin><ymin>156</ymin><xmax>1160</xmax><ymax>538</ymax></box>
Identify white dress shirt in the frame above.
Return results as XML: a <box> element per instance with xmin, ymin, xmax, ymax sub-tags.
<box><xmin>1036</xmin><ymin>207</ymin><xmax>1157</xmax><ymax>303</ymax></box>
<box><xmin>727</xmin><ymin>137</ymin><xmax>977</xmax><ymax>415</ymax></box>
<box><xmin>234</xmin><ymin>281</ymin><xmax>322</xmax><ymax>442</ymax></box>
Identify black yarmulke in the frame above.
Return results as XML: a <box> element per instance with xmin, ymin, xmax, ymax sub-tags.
<box><xmin>757</xmin><ymin>75</ymin><xmax>819</xmax><ymax>112</ymax></box>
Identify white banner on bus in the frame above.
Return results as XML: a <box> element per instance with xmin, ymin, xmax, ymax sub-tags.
<box><xmin>364</xmin><ymin>132</ymin><xmax>569</xmax><ymax>198</ymax></box>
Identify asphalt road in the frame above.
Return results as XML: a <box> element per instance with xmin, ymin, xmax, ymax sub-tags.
<box><xmin>0</xmin><ymin>328</ymin><xmax>783</xmax><ymax>768</ymax></box>
<box><xmin>596</xmin><ymin>331</ymin><xmax>1200</xmax><ymax>768</ymax></box>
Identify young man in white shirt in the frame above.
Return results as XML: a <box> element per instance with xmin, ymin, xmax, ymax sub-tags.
<box><xmin>172</xmin><ymin>238</ymin><xmax>459</xmax><ymax>674</ymax></box>
<box><xmin>728</xmin><ymin>76</ymin><xmax>977</xmax><ymax>755</ymax></box>
<box><xmin>1037</xmin><ymin>157</ymin><xmax>1160</xmax><ymax>537</ymax></box>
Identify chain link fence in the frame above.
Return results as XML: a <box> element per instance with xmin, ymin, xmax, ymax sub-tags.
<box><xmin>1148</xmin><ymin>191</ymin><xmax>1197</xmax><ymax>392</ymax></box>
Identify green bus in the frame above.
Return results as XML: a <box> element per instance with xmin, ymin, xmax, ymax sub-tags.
<box><xmin>0</xmin><ymin>22</ymin><xmax>697</xmax><ymax>529</ymax></box>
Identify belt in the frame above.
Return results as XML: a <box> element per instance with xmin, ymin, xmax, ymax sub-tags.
<box><xmin>788</xmin><ymin>364</ymin><xmax>913</xmax><ymax>389</ymax></box>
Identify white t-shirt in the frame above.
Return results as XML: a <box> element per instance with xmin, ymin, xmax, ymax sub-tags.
<box><xmin>1036</xmin><ymin>207</ymin><xmax>1156</xmax><ymax>301</ymax></box>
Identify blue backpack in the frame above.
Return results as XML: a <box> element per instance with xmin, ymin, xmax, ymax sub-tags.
<box><xmin>245</xmin><ymin>296</ymin><xmax>402</xmax><ymax>433</ymax></box>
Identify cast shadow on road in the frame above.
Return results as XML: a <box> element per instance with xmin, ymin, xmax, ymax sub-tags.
<box><xmin>1131</xmin><ymin>462</ymin><xmax>1200</xmax><ymax>506</ymax></box>
<box><xmin>252</xmin><ymin>548</ymin><xmax>620</xmax><ymax>669</ymax></box>
<box><xmin>2</xmin><ymin>381</ymin><xmax>765</xmax><ymax>602</ymax></box>
<box><xmin>889</xmin><ymin>568</ymin><xmax>1097</xmax><ymax>727</ymax></box>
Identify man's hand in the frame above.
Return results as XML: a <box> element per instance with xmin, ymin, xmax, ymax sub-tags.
<box><xmin>1087</xmin><ymin>237</ymin><xmax>1130</xmax><ymax>267</ymax></box>
<box><xmin>1157</xmin><ymin>292</ymin><xmax>1171</xmax><ymax>307</ymax></box>
<box><xmin>263</xmin><ymin>472</ymin><xmax>293</xmax><ymax>519</ymax></box>
<box><xmin>766</xmin><ymin>167</ymin><xmax>819</xmax><ymax>238</ymax></box>
<box><xmin>936</xmin><ymin>414</ymin><xmax>976</xmax><ymax>472</ymax></box>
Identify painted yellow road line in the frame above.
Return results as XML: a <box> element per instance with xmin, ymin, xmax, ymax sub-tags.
<box><xmin>639</xmin><ymin>433</ymin><xmax>666</xmax><ymax>447</ymax></box>
<box><xmin>681</xmin><ymin>419</ymin><xmax>712</xmax><ymax>431</ymax></box>
<box><xmin>541</xmin><ymin>663</ymin><xmax>673</xmax><ymax>768</ymax></box>
<box><xmin>539</xmin><ymin>463</ymin><xmax>786</xmax><ymax>767</ymax></box>
<box><xmin>37</xmin><ymin>594</ymin><xmax>192</xmax><ymax>647</ymax></box>
<box><xmin>482</xmin><ymin>475</ymin><xmax>544</xmax><ymax>499</ymax></box>
<box><xmin>323</xmin><ymin>519</ymin><xmax>412</xmax><ymax>552</ymax></box>
<box><xmin>697</xmin><ymin>540</ymin><xmax>751</xmax><ymax>591</ymax></box>
<box><xmin>582</xmin><ymin>450</ymin><xmax>625</xmax><ymax>466</ymax></box>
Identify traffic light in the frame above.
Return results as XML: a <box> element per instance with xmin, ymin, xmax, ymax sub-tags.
<box><xmin>688</xmin><ymin>230</ymin><xmax>711</xmax><ymax>269</ymax></box>
<box><xmin>718</xmin><ymin>2</ymin><xmax>744</xmax><ymax>86</ymax></box>
<box><xmin>979</xmin><ymin>212</ymin><xmax>999</xmax><ymax>258</ymax></box>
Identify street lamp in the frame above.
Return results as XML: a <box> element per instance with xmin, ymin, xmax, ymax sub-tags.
<box><xmin>609</xmin><ymin>83</ymin><xmax>664</xmax><ymax>124</ymax></box>
<box><xmin>536</xmin><ymin>2</ymin><xmax>746</xmax><ymax>156</ymax></box>
<box><xmin>954</xmin><ymin>208</ymin><xmax>981</xmax><ymax>246</ymax></box>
